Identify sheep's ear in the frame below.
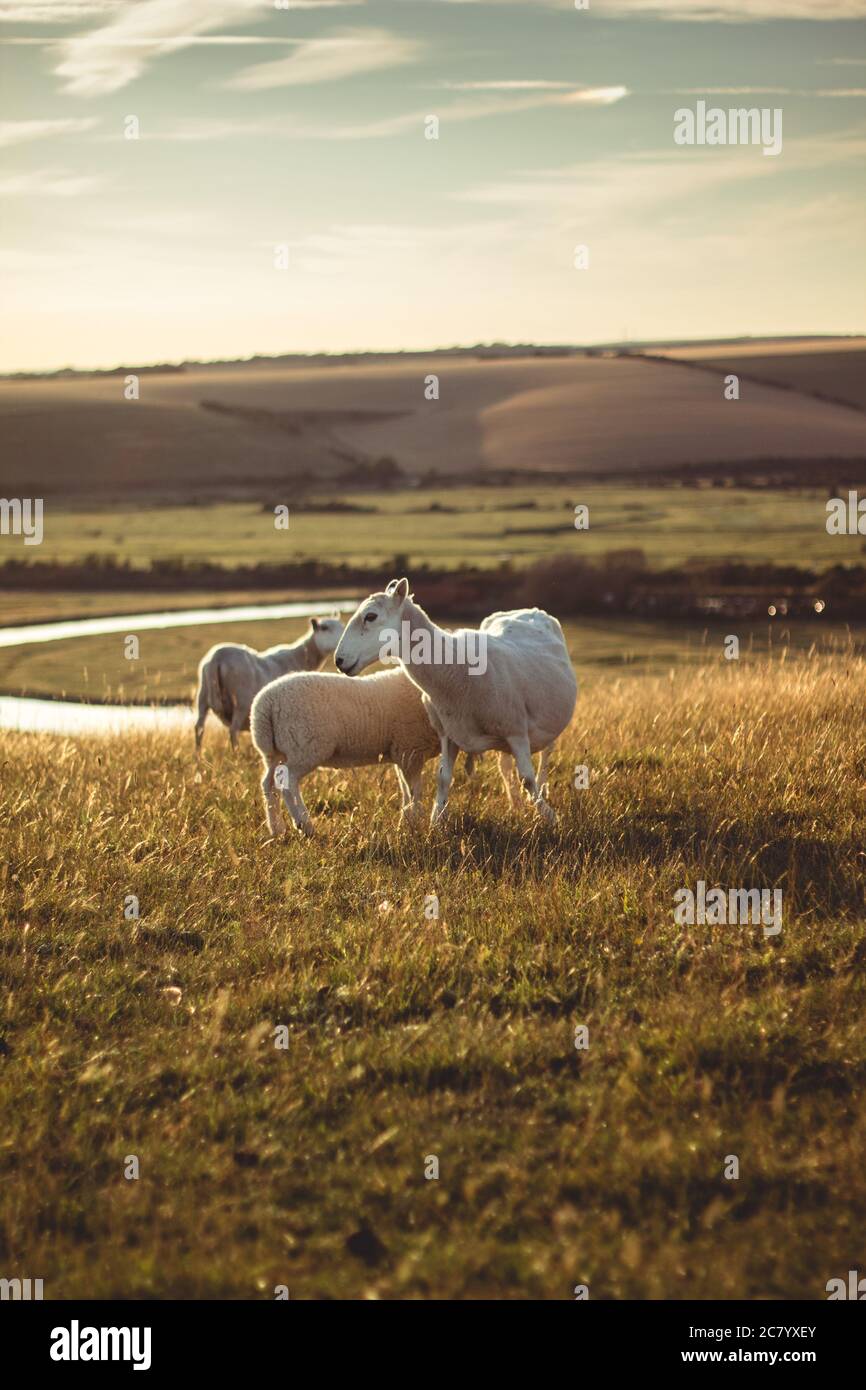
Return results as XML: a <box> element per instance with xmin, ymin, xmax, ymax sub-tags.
<box><xmin>310</xmin><ymin>617</ymin><xmax>319</xmax><ymax>631</ymax></box>
<box><xmin>387</xmin><ymin>577</ymin><xmax>410</xmax><ymax>601</ymax></box>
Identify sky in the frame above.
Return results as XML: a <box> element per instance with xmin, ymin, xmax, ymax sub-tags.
<box><xmin>1</xmin><ymin>0</ymin><xmax>865</xmax><ymax>371</ymax></box>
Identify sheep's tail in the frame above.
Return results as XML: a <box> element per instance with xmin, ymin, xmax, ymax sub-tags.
<box><xmin>195</xmin><ymin>658</ymin><xmax>225</xmax><ymax>718</ymax></box>
<box><xmin>194</xmin><ymin>658</ymin><xmax>221</xmax><ymax>750</ymax></box>
<box><xmin>250</xmin><ymin>690</ymin><xmax>276</xmax><ymax>763</ymax></box>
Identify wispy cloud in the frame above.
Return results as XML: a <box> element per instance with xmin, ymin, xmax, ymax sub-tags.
<box><xmin>286</xmin><ymin>84</ymin><xmax>628</xmax><ymax>140</ymax></box>
<box><xmin>667</xmin><ymin>86</ymin><xmax>866</xmax><ymax>96</ymax></box>
<box><xmin>54</xmin><ymin>0</ymin><xmax>269</xmax><ymax>96</ymax></box>
<box><xmin>600</xmin><ymin>0</ymin><xmax>866</xmax><ymax>16</ymax></box>
<box><xmin>434</xmin><ymin>80</ymin><xmax>575</xmax><ymax>91</ymax></box>
<box><xmin>0</xmin><ymin>167</ymin><xmax>103</xmax><ymax>195</ymax></box>
<box><xmin>224</xmin><ymin>28</ymin><xmax>422</xmax><ymax>91</ymax></box>
<box><xmin>0</xmin><ymin>1</ymin><xmax>120</xmax><ymax>19</ymax></box>
<box><xmin>437</xmin><ymin>0</ymin><xmax>866</xmax><ymax>17</ymax></box>
<box><xmin>0</xmin><ymin>117</ymin><xmax>97</xmax><ymax>146</ymax></box>
<box><xmin>453</xmin><ymin>133</ymin><xmax>866</xmax><ymax>217</ymax></box>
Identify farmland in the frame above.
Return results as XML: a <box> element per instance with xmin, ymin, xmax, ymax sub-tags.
<box><xmin>2</xmin><ymin>348</ymin><xmax>865</xmax><ymax>503</ymax></box>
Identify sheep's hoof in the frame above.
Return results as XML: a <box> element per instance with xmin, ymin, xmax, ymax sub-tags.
<box><xmin>295</xmin><ymin>821</ymin><xmax>315</xmax><ymax>839</ymax></box>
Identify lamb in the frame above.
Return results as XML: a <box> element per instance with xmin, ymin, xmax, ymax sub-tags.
<box><xmin>334</xmin><ymin>578</ymin><xmax>577</xmax><ymax>825</ymax></box>
<box><xmin>250</xmin><ymin>666</ymin><xmax>441</xmax><ymax>836</ymax></box>
<box><xmin>194</xmin><ymin>617</ymin><xmax>343</xmax><ymax>752</ymax></box>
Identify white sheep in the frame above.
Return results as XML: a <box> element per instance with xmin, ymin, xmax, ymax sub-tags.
<box><xmin>250</xmin><ymin>666</ymin><xmax>441</xmax><ymax>836</ymax></box>
<box><xmin>194</xmin><ymin>617</ymin><xmax>343</xmax><ymax>752</ymax></box>
<box><xmin>334</xmin><ymin>579</ymin><xmax>577</xmax><ymax>825</ymax></box>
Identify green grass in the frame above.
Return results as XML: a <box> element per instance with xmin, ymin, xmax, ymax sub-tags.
<box><xmin>2</xmin><ymin>654</ymin><xmax>865</xmax><ymax>1298</ymax></box>
<box><xmin>7</xmin><ymin>484</ymin><xmax>865</xmax><ymax>572</ymax></box>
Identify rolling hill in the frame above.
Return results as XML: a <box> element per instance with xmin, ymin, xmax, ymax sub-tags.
<box><xmin>1</xmin><ymin>346</ymin><xmax>865</xmax><ymax>502</ymax></box>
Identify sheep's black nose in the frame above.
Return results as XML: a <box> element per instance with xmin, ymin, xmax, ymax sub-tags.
<box><xmin>335</xmin><ymin>655</ymin><xmax>345</xmax><ymax>671</ymax></box>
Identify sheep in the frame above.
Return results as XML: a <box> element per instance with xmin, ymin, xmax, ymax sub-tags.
<box><xmin>334</xmin><ymin>578</ymin><xmax>577</xmax><ymax>825</ymax></box>
<box><xmin>194</xmin><ymin>617</ymin><xmax>343</xmax><ymax>752</ymax></box>
<box><xmin>250</xmin><ymin>666</ymin><xmax>441</xmax><ymax>837</ymax></box>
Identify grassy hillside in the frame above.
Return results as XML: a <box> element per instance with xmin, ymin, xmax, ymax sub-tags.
<box><xmin>2</xmin><ymin>352</ymin><xmax>865</xmax><ymax>501</ymax></box>
<box><xmin>1</xmin><ymin>653</ymin><xmax>864</xmax><ymax>1298</ymax></box>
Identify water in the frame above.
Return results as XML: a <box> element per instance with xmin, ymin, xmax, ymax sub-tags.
<box><xmin>0</xmin><ymin>598</ymin><xmax>351</xmax><ymax>735</ymax></box>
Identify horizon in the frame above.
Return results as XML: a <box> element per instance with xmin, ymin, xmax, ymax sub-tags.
<box><xmin>4</xmin><ymin>330</ymin><xmax>865</xmax><ymax>380</ymax></box>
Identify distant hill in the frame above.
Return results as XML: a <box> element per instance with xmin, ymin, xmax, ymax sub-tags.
<box><xmin>1</xmin><ymin>344</ymin><xmax>865</xmax><ymax>503</ymax></box>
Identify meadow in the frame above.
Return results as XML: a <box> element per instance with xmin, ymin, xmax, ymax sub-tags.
<box><xmin>5</xmin><ymin>483</ymin><xmax>863</xmax><ymax>574</ymax></box>
<box><xmin>1</xmin><ymin>650</ymin><xmax>865</xmax><ymax>1298</ymax></box>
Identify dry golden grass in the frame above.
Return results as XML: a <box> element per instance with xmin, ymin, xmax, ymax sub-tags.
<box><xmin>1</xmin><ymin>654</ymin><xmax>865</xmax><ymax>1298</ymax></box>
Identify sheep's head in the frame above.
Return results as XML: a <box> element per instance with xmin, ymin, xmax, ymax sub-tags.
<box><xmin>309</xmin><ymin>616</ymin><xmax>344</xmax><ymax>657</ymax></box>
<box><xmin>335</xmin><ymin>578</ymin><xmax>410</xmax><ymax>676</ymax></box>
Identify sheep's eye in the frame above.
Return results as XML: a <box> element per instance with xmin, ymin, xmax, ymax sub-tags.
<box><xmin>364</xmin><ymin>611</ymin><xmax>377</xmax><ymax>624</ymax></box>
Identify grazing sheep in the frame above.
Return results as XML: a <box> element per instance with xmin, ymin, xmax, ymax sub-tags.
<box><xmin>334</xmin><ymin>579</ymin><xmax>576</xmax><ymax>825</ymax></box>
<box><xmin>194</xmin><ymin>617</ymin><xmax>343</xmax><ymax>752</ymax></box>
<box><xmin>250</xmin><ymin>667</ymin><xmax>441</xmax><ymax>836</ymax></box>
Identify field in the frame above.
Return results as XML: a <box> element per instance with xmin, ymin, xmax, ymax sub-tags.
<box><xmin>2</xmin><ymin>651</ymin><xmax>865</xmax><ymax>1298</ymax></box>
<box><xmin>3</xmin><ymin>350</ymin><xmax>866</xmax><ymax>501</ymax></box>
<box><xmin>7</xmin><ymin>483</ymin><xmax>866</xmax><ymax>576</ymax></box>
<box><xmin>0</xmin><ymin>611</ymin><xmax>859</xmax><ymax>706</ymax></box>
<box><xmin>663</xmin><ymin>342</ymin><xmax>866</xmax><ymax>415</ymax></box>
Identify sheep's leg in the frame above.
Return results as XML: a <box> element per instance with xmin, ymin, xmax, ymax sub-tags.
<box><xmin>507</xmin><ymin>735</ymin><xmax>555</xmax><ymax>824</ymax></box>
<box><xmin>261</xmin><ymin>763</ymin><xmax>286</xmax><ymax>837</ymax></box>
<box><xmin>228</xmin><ymin>706</ymin><xmax>245</xmax><ymax>751</ymax></box>
<box><xmin>397</xmin><ymin>753</ymin><xmax>425</xmax><ymax>825</ymax></box>
<box><xmin>497</xmin><ymin>751</ymin><xmax>520</xmax><ymax>807</ymax></box>
<box><xmin>194</xmin><ymin>685</ymin><xmax>209</xmax><ymax>754</ymax></box>
<box><xmin>393</xmin><ymin>764</ymin><xmax>412</xmax><ymax>808</ymax></box>
<box><xmin>430</xmin><ymin>737</ymin><xmax>459</xmax><ymax>828</ymax></box>
<box><xmin>537</xmin><ymin>745</ymin><xmax>552</xmax><ymax>799</ymax></box>
<box><xmin>278</xmin><ymin>767</ymin><xmax>314</xmax><ymax>838</ymax></box>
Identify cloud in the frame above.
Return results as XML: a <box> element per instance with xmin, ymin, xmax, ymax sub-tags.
<box><xmin>435</xmin><ymin>80</ymin><xmax>575</xmax><ymax>91</ymax></box>
<box><xmin>54</xmin><ymin>0</ymin><xmax>270</xmax><ymax>96</ymax></box>
<box><xmin>0</xmin><ymin>167</ymin><xmax>103</xmax><ymax>195</ymax></box>
<box><xmin>305</xmin><ymin>84</ymin><xmax>629</xmax><ymax>140</ymax></box>
<box><xmin>666</xmin><ymin>85</ymin><xmax>866</xmax><ymax>97</ymax></box>
<box><xmin>0</xmin><ymin>117</ymin><xmax>97</xmax><ymax>146</ymax></box>
<box><xmin>224</xmin><ymin>28</ymin><xmax>422</xmax><ymax>91</ymax></box>
<box><xmin>436</xmin><ymin>0</ymin><xmax>866</xmax><ymax>17</ymax></box>
<box><xmin>0</xmin><ymin>2</ymin><xmax>120</xmax><ymax>19</ymax></box>
<box><xmin>453</xmin><ymin>133</ymin><xmax>866</xmax><ymax>220</ymax></box>
<box><xmin>602</xmin><ymin>0</ymin><xmax>866</xmax><ymax>16</ymax></box>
